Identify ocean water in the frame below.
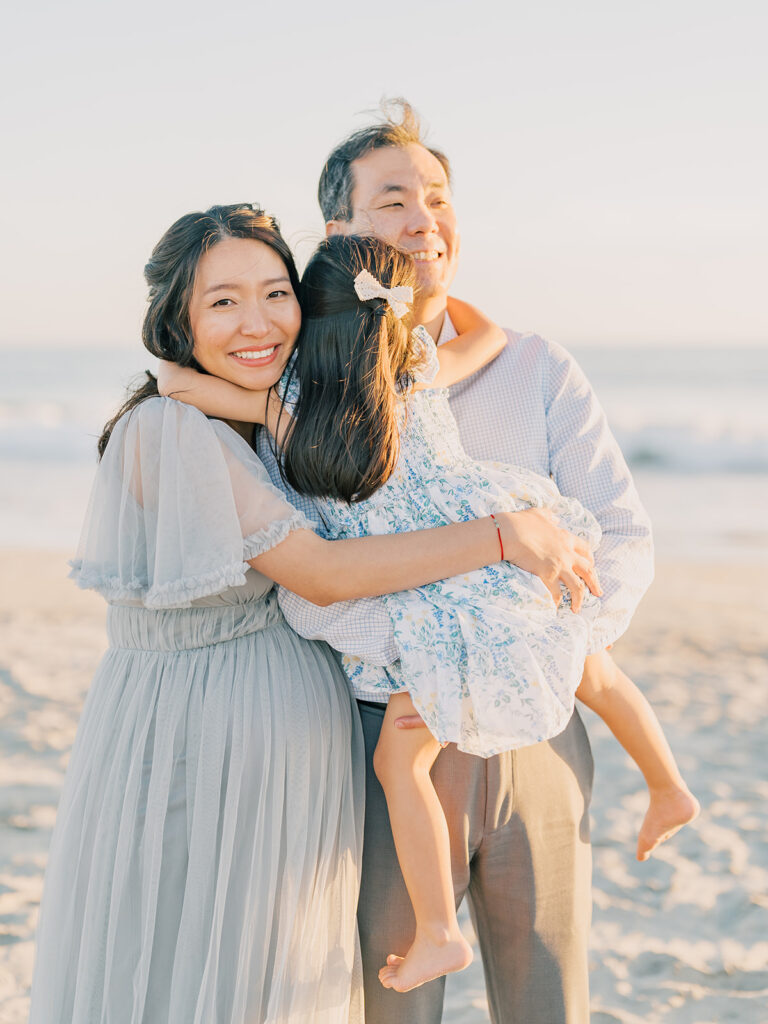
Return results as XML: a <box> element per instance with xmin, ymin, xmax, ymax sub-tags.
<box><xmin>572</xmin><ymin>344</ymin><xmax>768</xmax><ymax>564</ymax></box>
<box><xmin>1</xmin><ymin>343</ymin><xmax>767</xmax><ymax>561</ymax></box>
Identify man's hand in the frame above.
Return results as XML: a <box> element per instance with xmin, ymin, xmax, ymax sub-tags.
<box><xmin>496</xmin><ymin>508</ymin><xmax>601</xmax><ymax>612</ymax></box>
<box><xmin>394</xmin><ymin>508</ymin><xmax>601</xmax><ymax>732</ymax></box>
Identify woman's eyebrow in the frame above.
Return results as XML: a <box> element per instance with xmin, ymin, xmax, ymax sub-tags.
<box><xmin>203</xmin><ymin>281</ymin><xmax>242</xmax><ymax>296</ymax></box>
<box><xmin>202</xmin><ymin>276</ymin><xmax>290</xmax><ymax>297</ymax></box>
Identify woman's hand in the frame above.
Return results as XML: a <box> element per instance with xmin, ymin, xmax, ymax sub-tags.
<box><xmin>496</xmin><ymin>508</ymin><xmax>601</xmax><ymax>612</ymax></box>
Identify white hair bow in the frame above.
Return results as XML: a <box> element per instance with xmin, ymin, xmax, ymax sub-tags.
<box><xmin>353</xmin><ymin>269</ymin><xmax>413</xmax><ymax>320</ymax></box>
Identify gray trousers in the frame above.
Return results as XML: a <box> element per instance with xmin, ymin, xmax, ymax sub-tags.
<box><xmin>356</xmin><ymin>702</ymin><xmax>594</xmax><ymax>1024</ymax></box>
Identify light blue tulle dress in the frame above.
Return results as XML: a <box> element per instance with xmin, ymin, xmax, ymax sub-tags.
<box><xmin>29</xmin><ymin>398</ymin><xmax>364</xmax><ymax>1024</ymax></box>
<box><xmin>291</xmin><ymin>328</ymin><xmax>602</xmax><ymax>757</ymax></box>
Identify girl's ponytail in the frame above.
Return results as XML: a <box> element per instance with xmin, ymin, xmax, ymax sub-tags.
<box><xmin>282</xmin><ymin>235</ymin><xmax>419</xmax><ymax>502</ymax></box>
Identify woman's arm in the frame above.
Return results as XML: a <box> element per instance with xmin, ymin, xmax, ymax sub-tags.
<box><xmin>156</xmin><ymin>360</ymin><xmax>270</xmax><ymax>425</ymax></box>
<box><xmin>421</xmin><ymin>298</ymin><xmax>506</xmax><ymax>389</ymax></box>
<box><xmin>251</xmin><ymin>507</ymin><xmax>600</xmax><ymax>607</ymax></box>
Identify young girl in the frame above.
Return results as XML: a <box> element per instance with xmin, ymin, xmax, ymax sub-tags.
<box><xmin>159</xmin><ymin>234</ymin><xmax>699</xmax><ymax>993</ymax></box>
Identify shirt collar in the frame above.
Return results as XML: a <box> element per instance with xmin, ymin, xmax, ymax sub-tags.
<box><xmin>435</xmin><ymin>311</ymin><xmax>457</xmax><ymax>346</ymax></box>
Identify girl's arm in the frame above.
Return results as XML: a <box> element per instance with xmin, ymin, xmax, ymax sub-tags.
<box><xmin>250</xmin><ymin>507</ymin><xmax>600</xmax><ymax>608</ymax></box>
<box><xmin>156</xmin><ymin>360</ymin><xmax>269</xmax><ymax>425</ymax></box>
<box><xmin>420</xmin><ymin>298</ymin><xmax>506</xmax><ymax>389</ymax></box>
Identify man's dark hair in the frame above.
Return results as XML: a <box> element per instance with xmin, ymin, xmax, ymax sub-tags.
<box><xmin>318</xmin><ymin>98</ymin><xmax>452</xmax><ymax>223</ymax></box>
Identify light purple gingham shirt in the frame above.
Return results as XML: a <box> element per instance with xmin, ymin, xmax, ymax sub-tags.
<box><xmin>256</xmin><ymin>316</ymin><xmax>654</xmax><ymax>701</ymax></box>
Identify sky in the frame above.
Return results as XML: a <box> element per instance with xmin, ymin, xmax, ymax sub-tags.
<box><xmin>1</xmin><ymin>0</ymin><xmax>766</xmax><ymax>349</ymax></box>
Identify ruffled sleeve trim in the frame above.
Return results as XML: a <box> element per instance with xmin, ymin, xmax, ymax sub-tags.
<box><xmin>241</xmin><ymin>508</ymin><xmax>313</xmax><ymax>560</ymax></box>
<box><xmin>69</xmin><ymin>507</ymin><xmax>314</xmax><ymax>608</ymax></box>
<box><xmin>68</xmin><ymin>560</ymin><xmax>252</xmax><ymax>609</ymax></box>
<box><xmin>411</xmin><ymin>325</ymin><xmax>441</xmax><ymax>385</ymax></box>
<box><xmin>68</xmin><ymin>562</ymin><xmax>147</xmax><ymax>603</ymax></box>
<box><xmin>275</xmin><ymin>354</ymin><xmax>301</xmax><ymax>413</ymax></box>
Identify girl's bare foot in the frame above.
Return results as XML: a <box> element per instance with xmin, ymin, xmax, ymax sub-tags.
<box><xmin>378</xmin><ymin>930</ymin><xmax>473</xmax><ymax>993</ymax></box>
<box><xmin>637</xmin><ymin>785</ymin><xmax>700</xmax><ymax>861</ymax></box>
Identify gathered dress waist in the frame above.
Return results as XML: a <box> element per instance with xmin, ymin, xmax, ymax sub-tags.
<box><xmin>106</xmin><ymin>592</ymin><xmax>284</xmax><ymax>652</ymax></box>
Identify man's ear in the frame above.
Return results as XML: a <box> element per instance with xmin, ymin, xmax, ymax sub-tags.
<box><xmin>326</xmin><ymin>220</ymin><xmax>346</xmax><ymax>237</ymax></box>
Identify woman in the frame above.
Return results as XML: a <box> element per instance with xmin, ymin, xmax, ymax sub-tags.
<box><xmin>29</xmin><ymin>204</ymin><xmax>590</xmax><ymax>1023</ymax></box>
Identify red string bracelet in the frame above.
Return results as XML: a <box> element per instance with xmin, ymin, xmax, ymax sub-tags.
<box><xmin>490</xmin><ymin>513</ymin><xmax>504</xmax><ymax>561</ymax></box>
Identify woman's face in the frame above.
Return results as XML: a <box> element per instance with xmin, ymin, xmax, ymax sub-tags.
<box><xmin>188</xmin><ymin>236</ymin><xmax>301</xmax><ymax>390</ymax></box>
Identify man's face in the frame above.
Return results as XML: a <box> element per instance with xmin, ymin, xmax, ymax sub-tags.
<box><xmin>329</xmin><ymin>143</ymin><xmax>460</xmax><ymax>304</ymax></box>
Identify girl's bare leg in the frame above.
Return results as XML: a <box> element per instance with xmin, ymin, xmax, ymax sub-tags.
<box><xmin>578</xmin><ymin>651</ymin><xmax>700</xmax><ymax>861</ymax></box>
<box><xmin>373</xmin><ymin>692</ymin><xmax>473</xmax><ymax>992</ymax></box>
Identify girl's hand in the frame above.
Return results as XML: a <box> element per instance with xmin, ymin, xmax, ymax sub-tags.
<box><xmin>424</xmin><ymin>298</ymin><xmax>506</xmax><ymax>388</ymax></box>
<box><xmin>156</xmin><ymin>359</ymin><xmax>270</xmax><ymax>425</ymax></box>
<box><xmin>496</xmin><ymin>508</ymin><xmax>601</xmax><ymax>612</ymax></box>
<box><xmin>157</xmin><ymin>360</ymin><xmax>204</xmax><ymax>398</ymax></box>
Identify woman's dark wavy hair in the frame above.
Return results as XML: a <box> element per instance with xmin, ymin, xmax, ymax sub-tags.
<box><xmin>98</xmin><ymin>203</ymin><xmax>299</xmax><ymax>457</ymax></box>
<box><xmin>281</xmin><ymin>234</ymin><xmax>421</xmax><ymax>503</ymax></box>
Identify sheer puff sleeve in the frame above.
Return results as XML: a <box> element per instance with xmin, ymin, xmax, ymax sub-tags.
<box><xmin>410</xmin><ymin>325</ymin><xmax>441</xmax><ymax>385</ymax></box>
<box><xmin>69</xmin><ymin>397</ymin><xmax>314</xmax><ymax>608</ymax></box>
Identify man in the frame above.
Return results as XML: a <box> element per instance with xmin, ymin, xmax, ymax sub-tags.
<box><xmin>260</xmin><ymin>100</ymin><xmax>654</xmax><ymax>1023</ymax></box>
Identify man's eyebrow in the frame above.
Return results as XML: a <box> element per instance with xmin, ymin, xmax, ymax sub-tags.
<box><xmin>372</xmin><ymin>181</ymin><xmax>448</xmax><ymax>199</ymax></box>
<box><xmin>202</xmin><ymin>276</ymin><xmax>290</xmax><ymax>297</ymax></box>
<box><xmin>373</xmin><ymin>184</ymin><xmax>408</xmax><ymax>197</ymax></box>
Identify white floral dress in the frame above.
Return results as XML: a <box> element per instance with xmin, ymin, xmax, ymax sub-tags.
<box><xmin>287</xmin><ymin>328</ymin><xmax>602</xmax><ymax>757</ymax></box>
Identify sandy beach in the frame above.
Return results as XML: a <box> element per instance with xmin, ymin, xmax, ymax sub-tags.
<box><xmin>1</xmin><ymin>549</ymin><xmax>766</xmax><ymax>1023</ymax></box>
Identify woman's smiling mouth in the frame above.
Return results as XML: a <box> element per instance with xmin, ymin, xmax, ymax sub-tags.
<box><xmin>230</xmin><ymin>345</ymin><xmax>280</xmax><ymax>365</ymax></box>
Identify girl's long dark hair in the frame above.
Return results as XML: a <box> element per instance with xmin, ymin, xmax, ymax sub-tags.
<box><xmin>281</xmin><ymin>235</ymin><xmax>420</xmax><ymax>503</ymax></box>
<box><xmin>98</xmin><ymin>204</ymin><xmax>299</xmax><ymax>457</ymax></box>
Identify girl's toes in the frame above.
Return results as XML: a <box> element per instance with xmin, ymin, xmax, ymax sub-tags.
<box><xmin>378</xmin><ymin>968</ymin><xmax>396</xmax><ymax>988</ymax></box>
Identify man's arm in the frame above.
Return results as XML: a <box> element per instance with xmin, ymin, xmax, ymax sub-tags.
<box><xmin>544</xmin><ymin>338</ymin><xmax>654</xmax><ymax>651</ymax></box>
<box><xmin>277</xmin><ymin>591</ymin><xmax>400</xmax><ymax>664</ymax></box>
<box><xmin>253</xmin><ymin>427</ymin><xmax>401</xmax><ymax>664</ymax></box>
